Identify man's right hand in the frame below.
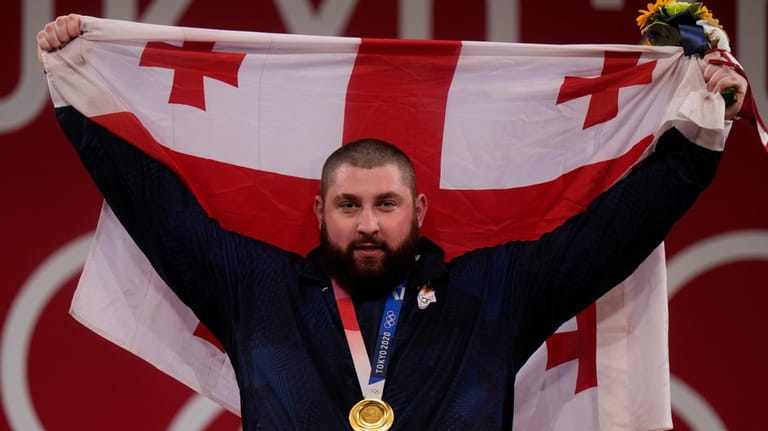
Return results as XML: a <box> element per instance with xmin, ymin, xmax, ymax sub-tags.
<box><xmin>37</xmin><ymin>14</ymin><xmax>81</xmax><ymax>65</ymax></box>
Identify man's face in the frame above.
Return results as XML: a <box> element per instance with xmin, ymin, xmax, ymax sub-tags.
<box><xmin>314</xmin><ymin>163</ymin><xmax>427</xmax><ymax>295</ymax></box>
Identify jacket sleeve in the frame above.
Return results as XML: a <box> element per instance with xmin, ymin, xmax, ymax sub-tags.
<box><xmin>504</xmin><ymin>126</ymin><xmax>722</xmax><ymax>366</ymax></box>
<box><xmin>55</xmin><ymin>106</ymin><xmax>290</xmax><ymax>346</ymax></box>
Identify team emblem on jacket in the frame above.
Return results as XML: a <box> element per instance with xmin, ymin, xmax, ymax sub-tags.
<box><xmin>417</xmin><ymin>283</ymin><xmax>437</xmax><ymax>310</ymax></box>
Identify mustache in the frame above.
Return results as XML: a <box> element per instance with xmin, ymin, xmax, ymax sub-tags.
<box><xmin>350</xmin><ymin>236</ymin><xmax>387</xmax><ymax>249</ymax></box>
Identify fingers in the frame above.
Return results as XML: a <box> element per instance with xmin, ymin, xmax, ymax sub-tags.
<box><xmin>66</xmin><ymin>13</ymin><xmax>81</xmax><ymax>39</ymax></box>
<box><xmin>53</xmin><ymin>16</ymin><xmax>72</xmax><ymax>44</ymax></box>
<box><xmin>702</xmin><ymin>61</ymin><xmax>742</xmax><ymax>92</ymax></box>
<box><xmin>36</xmin><ymin>14</ymin><xmax>81</xmax><ymax>52</ymax></box>
<box><xmin>701</xmin><ymin>50</ymin><xmax>748</xmax><ymax>120</ymax></box>
<box><xmin>36</xmin><ymin>22</ymin><xmax>58</xmax><ymax>51</ymax></box>
<box><xmin>706</xmin><ymin>67</ymin><xmax>747</xmax><ymax>95</ymax></box>
<box><xmin>36</xmin><ymin>31</ymin><xmax>52</xmax><ymax>52</ymax></box>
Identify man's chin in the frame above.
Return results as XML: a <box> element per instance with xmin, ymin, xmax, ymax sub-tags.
<box><xmin>338</xmin><ymin>259</ymin><xmax>400</xmax><ymax>298</ymax></box>
<box><xmin>352</xmin><ymin>254</ymin><xmax>384</xmax><ymax>271</ymax></box>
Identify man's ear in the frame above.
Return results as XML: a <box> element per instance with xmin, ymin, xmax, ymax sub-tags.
<box><xmin>415</xmin><ymin>193</ymin><xmax>428</xmax><ymax>228</ymax></box>
<box><xmin>313</xmin><ymin>195</ymin><xmax>324</xmax><ymax>228</ymax></box>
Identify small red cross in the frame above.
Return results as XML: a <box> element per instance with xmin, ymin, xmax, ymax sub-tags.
<box><xmin>139</xmin><ymin>41</ymin><xmax>246</xmax><ymax>111</ymax></box>
<box><xmin>544</xmin><ymin>304</ymin><xmax>597</xmax><ymax>394</ymax></box>
<box><xmin>557</xmin><ymin>51</ymin><xmax>656</xmax><ymax>129</ymax></box>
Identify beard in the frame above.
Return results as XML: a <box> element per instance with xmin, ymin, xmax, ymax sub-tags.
<box><xmin>320</xmin><ymin>220</ymin><xmax>420</xmax><ymax>299</ymax></box>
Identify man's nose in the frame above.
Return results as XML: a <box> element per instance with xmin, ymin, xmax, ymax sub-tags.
<box><xmin>357</xmin><ymin>207</ymin><xmax>380</xmax><ymax>235</ymax></box>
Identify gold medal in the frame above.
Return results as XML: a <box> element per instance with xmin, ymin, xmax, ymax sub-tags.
<box><xmin>349</xmin><ymin>398</ymin><xmax>394</xmax><ymax>431</ymax></box>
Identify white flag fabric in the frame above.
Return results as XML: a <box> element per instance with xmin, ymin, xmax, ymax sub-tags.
<box><xmin>43</xmin><ymin>16</ymin><xmax>759</xmax><ymax>430</ymax></box>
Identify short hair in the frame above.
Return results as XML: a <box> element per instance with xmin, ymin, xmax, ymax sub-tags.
<box><xmin>320</xmin><ymin>138</ymin><xmax>416</xmax><ymax>198</ymax></box>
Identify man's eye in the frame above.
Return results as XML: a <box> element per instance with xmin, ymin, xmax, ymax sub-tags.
<box><xmin>378</xmin><ymin>201</ymin><xmax>397</xmax><ymax>209</ymax></box>
<box><xmin>340</xmin><ymin>202</ymin><xmax>359</xmax><ymax>210</ymax></box>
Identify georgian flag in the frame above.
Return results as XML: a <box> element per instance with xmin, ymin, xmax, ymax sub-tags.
<box><xmin>42</xmin><ymin>16</ymin><xmax>765</xmax><ymax>430</ymax></box>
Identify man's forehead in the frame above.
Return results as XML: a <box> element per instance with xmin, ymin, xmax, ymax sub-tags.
<box><xmin>325</xmin><ymin>163</ymin><xmax>411</xmax><ymax>194</ymax></box>
<box><xmin>329</xmin><ymin>162</ymin><xmax>403</xmax><ymax>182</ymax></box>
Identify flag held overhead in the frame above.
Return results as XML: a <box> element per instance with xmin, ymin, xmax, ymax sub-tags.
<box><xmin>43</xmin><ymin>15</ymin><xmax>765</xmax><ymax>431</ymax></box>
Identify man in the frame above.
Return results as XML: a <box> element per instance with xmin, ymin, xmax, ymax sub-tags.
<box><xmin>38</xmin><ymin>14</ymin><xmax>747</xmax><ymax>431</ymax></box>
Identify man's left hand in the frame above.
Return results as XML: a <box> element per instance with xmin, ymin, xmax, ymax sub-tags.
<box><xmin>702</xmin><ymin>51</ymin><xmax>748</xmax><ymax>120</ymax></box>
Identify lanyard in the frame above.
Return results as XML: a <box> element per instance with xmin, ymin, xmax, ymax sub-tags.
<box><xmin>332</xmin><ymin>279</ymin><xmax>406</xmax><ymax>400</ymax></box>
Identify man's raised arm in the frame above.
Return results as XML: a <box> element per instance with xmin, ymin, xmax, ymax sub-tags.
<box><xmin>37</xmin><ymin>14</ymin><xmax>295</xmax><ymax>347</ymax></box>
<box><xmin>505</xmin><ymin>55</ymin><xmax>747</xmax><ymax>364</ymax></box>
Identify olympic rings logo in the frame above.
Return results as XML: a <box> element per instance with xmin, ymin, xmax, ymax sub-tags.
<box><xmin>383</xmin><ymin>310</ymin><xmax>397</xmax><ymax>329</ymax></box>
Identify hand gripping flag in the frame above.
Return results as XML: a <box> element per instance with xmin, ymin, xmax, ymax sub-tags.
<box><xmin>42</xmin><ymin>16</ymin><xmax>766</xmax><ymax>431</ymax></box>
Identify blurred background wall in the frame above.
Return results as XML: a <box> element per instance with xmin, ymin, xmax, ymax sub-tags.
<box><xmin>1</xmin><ymin>0</ymin><xmax>766</xmax><ymax>429</ymax></box>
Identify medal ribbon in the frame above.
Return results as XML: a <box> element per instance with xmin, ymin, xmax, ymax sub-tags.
<box><xmin>332</xmin><ymin>279</ymin><xmax>405</xmax><ymax>399</ymax></box>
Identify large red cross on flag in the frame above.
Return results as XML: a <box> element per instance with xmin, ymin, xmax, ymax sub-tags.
<box><xmin>42</xmin><ymin>16</ymin><xmax>767</xmax><ymax>431</ymax></box>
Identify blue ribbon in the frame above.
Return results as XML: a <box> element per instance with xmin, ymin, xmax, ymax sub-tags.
<box><xmin>369</xmin><ymin>284</ymin><xmax>405</xmax><ymax>385</ymax></box>
<box><xmin>666</xmin><ymin>10</ymin><xmax>709</xmax><ymax>56</ymax></box>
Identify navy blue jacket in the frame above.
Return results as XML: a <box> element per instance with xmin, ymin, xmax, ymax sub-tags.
<box><xmin>57</xmin><ymin>106</ymin><xmax>721</xmax><ymax>430</ymax></box>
